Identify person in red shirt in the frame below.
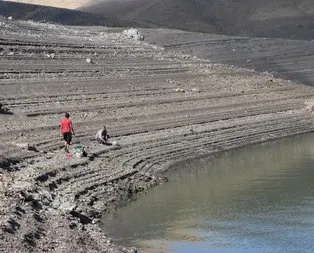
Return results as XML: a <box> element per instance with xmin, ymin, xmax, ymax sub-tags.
<box><xmin>60</xmin><ymin>112</ymin><xmax>75</xmax><ymax>153</ymax></box>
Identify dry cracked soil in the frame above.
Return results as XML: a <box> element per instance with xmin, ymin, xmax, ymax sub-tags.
<box><xmin>1</xmin><ymin>16</ymin><xmax>314</xmax><ymax>252</ymax></box>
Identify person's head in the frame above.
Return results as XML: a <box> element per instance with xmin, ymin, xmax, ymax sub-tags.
<box><xmin>103</xmin><ymin>126</ymin><xmax>107</xmax><ymax>130</ymax></box>
<box><xmin>65</xmin><ymin>112</ymin><xmax>70</xmax><ymax>118</ymax></box>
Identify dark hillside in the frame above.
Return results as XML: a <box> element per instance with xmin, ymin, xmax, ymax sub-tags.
<box><xmin>0</xmin><ymin>1</ymin><xmax>120</xmax><ymax>26</ymax></box>
<box><xmin>81</xmin><ymin>0</ymin><xmax>314</xmax><ymax>40</ymax></box>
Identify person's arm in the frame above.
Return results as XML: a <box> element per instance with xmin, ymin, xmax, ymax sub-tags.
<box><xmin>70</xmin><ymin>121</ymin><xmax>75</xmax><ymax>135</ymax></box>
<box><xmin>104</xmin><ymin>131</ymin><xmax>109</xmax><ymax>141</ymax></box>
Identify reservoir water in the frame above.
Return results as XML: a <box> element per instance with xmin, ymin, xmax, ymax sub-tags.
<box><xmin>101</xmin><ymin>134</ymin><xmax>314</xmax><ymax>253</ymax></box>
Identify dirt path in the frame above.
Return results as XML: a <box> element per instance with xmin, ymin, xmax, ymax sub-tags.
<box><xmin>1</xmin><ymin>17</ymin><xmax>314</xmax><ymax>252</ymax></box>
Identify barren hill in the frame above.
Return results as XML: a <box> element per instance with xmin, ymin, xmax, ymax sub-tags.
<box><xmin>1</xmin><ymin>0</ymin><xmax>89</xmax><ymax>9</ymax></box>
<box><xmin>82</xmin><ymin>0</ymin><xmax>314</xmax><ymax>40</ymax></box>
<box><xmin>0</xmin><ymin>1</ymin><xmax>122</xmax><ymax>26</ymax></box>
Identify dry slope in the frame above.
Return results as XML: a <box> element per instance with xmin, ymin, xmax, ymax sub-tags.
<box><xmin>82</xmin><ymin>0</ymin><xmax>314</xmax><ymax>40</ymax></box>
<box><xmin>1</xmin><ymin>17</ymin><xmax>314</xmax><ymax>252</ymax></box>
<box><xmin>1</xmin><ymin>0</ymin><xmax>89</xmax><ymax>9</ymax></box>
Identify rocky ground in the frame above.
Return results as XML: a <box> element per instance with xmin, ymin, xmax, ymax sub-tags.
<box><xmin>1</xmin><ymin>16</ymin><xmax>314</xmax><ymax>252</ymax></box>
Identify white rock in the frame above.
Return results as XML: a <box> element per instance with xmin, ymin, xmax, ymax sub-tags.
<box><xmin>75</xmin><ymin>152</ymin><xmax>84</xmax><ymax>158</ymax></box>
<box><xmin>122</xmin><ymin>28</ymin><xmax>144</xmax><ymax>41</ymax></box>
<box><xmin>86</xmin><ymin>58</ymin><xmax>93</xmax><ymax>64</ymax></box>
<box><xmin>191</xmin><ymin>87</ymin><xmax>200</xmax><ymax>92</ymax></box>
<box><xmin>305</xmin><ymin>104</ymin><xmax>313</xmax><ymax>112</ymax></box>
<box><xmin>173</xmin><ymin>88</ymin><xmax>185</xmax><ymax>93</ymax></box>
<box><xmin>304</xmin><ymin>100</ymin><xmax>314</xmax><ymax>112</ymax></box>
<box><xmin>13</xmin><ymin>142</ymin><xmax>29</xmax><ymax>149</ymax></box>
<box><xmin>8</xmin><ymin>16</ymin><xmax>13</xmax><ymax>20</ymax></box>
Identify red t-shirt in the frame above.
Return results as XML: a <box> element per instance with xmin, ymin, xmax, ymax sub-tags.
<box><xmin>60</xmin><ymin>118</ymin><xmax>72</xmax><ymax>133</ymax></box>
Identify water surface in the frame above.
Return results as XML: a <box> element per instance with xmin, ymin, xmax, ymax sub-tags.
<box><xmin>101</xmin><ymin>134</ymin><xmax>314</xmax><ymax>253</ymax></box>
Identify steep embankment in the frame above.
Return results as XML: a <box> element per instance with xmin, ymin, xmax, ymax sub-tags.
<box><xmin>1</xmin><ymin>17</ymin><xmax>314</xmax><ymax>252</ymax></box>
<box><xmin>82</xmin><ymin>0</ymin><xmax>314</xmax><ymax>40</ymax></box>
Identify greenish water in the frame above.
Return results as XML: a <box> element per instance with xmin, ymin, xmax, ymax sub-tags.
<box><xmin>101</xmin><ymin>134</ymin><xmax>314</xmax><ymax>253</ymax></box>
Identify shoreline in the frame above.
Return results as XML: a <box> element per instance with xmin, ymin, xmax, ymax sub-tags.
<box><xmin>1</xmin><ymin>17</ymin><xmax>314</xmax><ymax>252</ymax></box>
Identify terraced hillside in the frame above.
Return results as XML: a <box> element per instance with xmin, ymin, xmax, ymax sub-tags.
<box><xmin>1</xmin><ymin>17</ymin><xmax>314</xmax><ymax>252</ymax></box>
<box><xmin>141</xmin><ymin>29</ymin><xmax>314</xmax><ymax>85</ymax></box>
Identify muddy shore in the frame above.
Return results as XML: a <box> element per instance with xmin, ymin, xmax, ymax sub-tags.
<box><xmin>1</xmin><ymin>17</ymin><xmax>314</xmax><ymax>252</ymax></box>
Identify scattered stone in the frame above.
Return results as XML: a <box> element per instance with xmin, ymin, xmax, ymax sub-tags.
<box><xmin>122</xmin><ymin>28</ymin><xmax>144</xmax><ymax>41</ymax></box>
<box><xmin>27</xmin><ymin>145</ymin><xmax>38</xmax><ymax>152</ymax></box>
<box><xmin>173</xmin><ymin>88</ymin><xmax>185</xmax><ymax>93</ymax></box>
<box><xmin>46</xmin><ymin>53</ymin><xmax>56</xmax><ymax>59</ymax></box>
<box><xmin>191</xmin><ymin>87</ymin><xmax>200</xmax><ymax>92</ymax></box>
<box><xmin>0</xmin><ymin>103</ymin><xmax>11</xmax><ymax>114</ymax></box>
<box><xmin>7</xmin><ymin>16</ymin><xmax>13</xmax><ymax>20</ymax></box>
<box><xmin>304</xmin><ymin>100</ymin><xmax>314</xmax><ymax>112</ymax></box>
<box><xmin>59</xmin><ymin>202</ymin><xmax>76</xmax><ymax>213</ymax></box>
<box><xmin>305</xmin><ymin>104</ymin><xmax>313</xmax><ymax>112</ymax></box>
<box><xmin>12</xmin><ymin>142</ymin><xmax>38</xmax><ymax>152</ymax></box>
<box><xmin>86</xmin><ymin>58</ymin><xmax>93</xmax><ymax>64</ymax></box>
<box><xmin>91</xmin><ymin>218</ymin><xmax>99</xmax><ymax>224</ymax></box>
<box><xmin>14</xmin><ymin>142</ymin><xmax>29</xmax><ymax>149</ymax></box>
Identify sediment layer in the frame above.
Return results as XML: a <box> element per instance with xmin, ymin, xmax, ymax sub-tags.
<box><xmin>1</xmin><ymin>17</ymin><xmax>314</xmax><ymax>252</ymax></box>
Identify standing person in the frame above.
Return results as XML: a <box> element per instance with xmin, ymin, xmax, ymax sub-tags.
<box><xmin>95</xmin><ymin>126</ymin><xmax>109</xmax><ymax>144</ymax></box>
<box><xmin>60</xmin><ymin>112</ymin><xmax>75</xmax><ymax>153</ymax></box>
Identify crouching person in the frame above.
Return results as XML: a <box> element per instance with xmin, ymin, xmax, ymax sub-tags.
<box><xmin>95</xmin><ymin>126</ymin><xmax>109</xmax><ymax>144</ymax></box>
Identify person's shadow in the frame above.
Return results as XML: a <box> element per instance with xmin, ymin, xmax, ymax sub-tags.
<box><xmin>103</xmin><ymin>142</ymin><xmax>113</xmax><ymax>146</ymax></box>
